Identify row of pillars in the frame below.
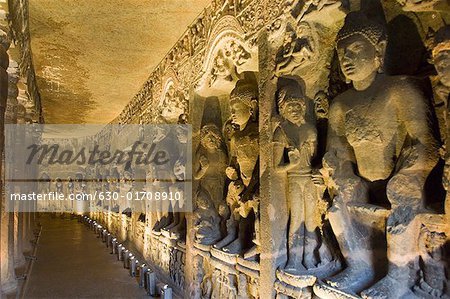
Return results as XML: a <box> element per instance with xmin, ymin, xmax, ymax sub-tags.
<box><xmin>0</xmin><ymin>4</ymin><xmax>41</xmax><ymax>294</ymax></box>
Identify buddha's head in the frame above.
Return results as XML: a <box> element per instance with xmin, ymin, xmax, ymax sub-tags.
<box><xmin>432</xmin><ymin>26</ymin><xmax>450</xmax><ymax>88</ymax></box>
<box><xmin>229</xmin><ymin>80</ymin><xmax>258</xmax><ymax>129</ymax></box>
<box><xmin>336</xmin><ymin>12</ymin><xmax>387</xmax><ymax>86</ymax></box>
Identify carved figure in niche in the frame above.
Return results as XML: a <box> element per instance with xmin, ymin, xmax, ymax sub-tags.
<box><xmin>55</xmin><ymin>178</ymin><xmax>63</xmax><ymax>193</ymax></box>
<box><xmin>432</xmin><ymin>26</ymin><xmax>450</xmax><ymax>218</ymax></box>
<box><xmin>414</xmin><ymin>225</ymin><xmax>448</xmax><ymax>298</ymax></box>
<box><xmin>109</xmin><ymin>166</ymin><xmax>120</xmax><ymax>193</ymax></box>
<box><xmin>237</xmin><ymin>274</ymin><xmax>249</xmax><ymax>299</ymax></box>
<box><xmin>152</xmin><ymin>124</ymin><xmax>176</xmax><ymax>232</ymax></box>
<box><xmin>194</xmin><ymin>124</ymin><xmax>228</xmax><ymax>209</ymax></box>
<box><xmin>237</xmin><ymin>274</ymin><xmax>259</xmax><ymax>299</ymax></box>
<box><xmin>220</xmin><ymin>79</ymin><xmax>259</xmax><ymax>255</ymax></box>
<box><xmin>321</xmin><ymin>12</ymin><xmax>440</xmax><ymax>298</ymax></box>
<box><xmin>221</xmin><ymin>274</ymin><xmax>238</xmax><ymax>299</ymax></box>
<box><xmin>193</xmin><ymin>186</ymin><xmax>222</xmax><ymax>245</ymax></box>
<box><xmin>121</xmin><ymin>163</ymin><xmax>133</xmax><ymax>193</ymax></box>
<box><xmin>248</xmin><ymin>277</ymin><xmax>259</xmax><ymax>299</ymax></box>
<box><xmin>190</xmin><ymin>25</ymin><xmax>199</xmax><ymax>51</ymax></box>
<box><xmin>201</xmin><ymin>271</ymin><xmax>213</xmax><ymax>299</ymax></box>
<box><xmin>211</xmin><ymin>269</ymin><xmax>223</xmax><ymax>299</ymax></box>
<box><xmin>213</xmin><ymin>180</ymin><xmax>244</xmax><ymax>249</ymax></box>
<box><xmin>273</xmin><ymin>85</ymin><xmax>333</xmax><ymax>273</ymax></box>
<box><xmin>161</xmin><ymin>84</ymin><xmax>187</xmax><ymax>123</ymax></box>
<box><xmin>313</xmin><ymin>91</ymin><xmax>329</xmax><ymax>119</ymax></box>
<box><xmin>190</xmin><ymin>19</ymin><xmax>206</xmax><ymax>51</ymax></box>
<box><xmin>67</xmin><ymin>176</ymin><xmax>74</xmax><ymax>194</ymax></box>
<box><xmin>39</xmin><ymin>173</ymin><xmax>50</xmax><ymax>194</ymax></box>
<box><xmin>274</xmin><ymin>23</ymin><xmax>314</xmax><ymax>76</ymax></box>
<box><xmin>191</xmin><ymin>255</ymin><xmax>205</xmax><ymax>299</ymax></box>
<box><xmin>163</xmin><ymin>124</ymin><xmax>188</xmax><ymax>239</ymax></box>
<box><xmin>211</xmin><ymin>50</ymin><xmax>240</xmax><ymax>86</ymax></box>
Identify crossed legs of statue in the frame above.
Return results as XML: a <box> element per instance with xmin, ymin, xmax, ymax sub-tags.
<box><xmin>321</xmin><ymin>176</ymin><xmax>376</xmax><ymax>295</ymax></box>
<box><xmin>361</xmin><ymin>172</ymin><xmax>424</xmax><ymax>299</ymax></box>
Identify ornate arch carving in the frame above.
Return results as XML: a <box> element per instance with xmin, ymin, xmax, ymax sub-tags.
<box><xmin>195</xmin><ymin>16</ymin><xmax>258</xmax><ymax>97</ymax></box>
<box><xmin>159</xmin><ymin>76</ymin><xmax>188</xmax><ymax>124</ymax></box>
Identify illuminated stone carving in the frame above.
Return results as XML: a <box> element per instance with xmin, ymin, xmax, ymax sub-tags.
<box><xmin>160</xmin><ymin>81</ymin><xmax>188</xmax><ymax>124</ymax></box>
<box><xmin>193</xmin><ymin>186</ymin><xmax>222</xmax><ymax>245</ymax></box>
<box><xmin>194</xmin><ymin>124</ymin><xmax>228</xmax><ymax>209</ymax></box>
<box><xmin>151</xmin><ymin>125</ymin><xmax>176</xmax><ymax>233</ymax></box>
<box><xmin>217</xmin><ymin>79</ymin><xmax>259</xmax><ymax>257</ymax></box>
<box><xmin>315</xmin><ymin>12</ymin><xmax>440</xmax><ymax>299</ymax></box>
<box><xmin>65</xmin><ymin>1</ymin><xmax>450</xmax><ymax>297</ymax></box>
<box><xmin>196</xmin><ymin>16</ymin><xmax>258</xmax><ymax>97</ymax></box>
<box><xmin>273</xmin><ymin>84</ymin><xmax>339</xmax><ymax>278</ymax></box>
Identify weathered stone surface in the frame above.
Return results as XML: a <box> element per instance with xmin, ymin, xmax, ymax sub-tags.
<box><xmin>7</xmin><ymin>1</ymin><xmax>449</xmax><ymax>298</ymax></box>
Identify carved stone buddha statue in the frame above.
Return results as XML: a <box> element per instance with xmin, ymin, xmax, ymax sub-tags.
<box><xmin>320</xmin><ymin>11</ymin><xmax>440</xmax><ymax>298</ymax></box>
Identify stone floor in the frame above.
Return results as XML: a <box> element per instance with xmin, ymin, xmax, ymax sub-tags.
<box><xmin>23</xmin><ymin>215</ymin><xmax>148</xmax><ymax>298</ymax></box>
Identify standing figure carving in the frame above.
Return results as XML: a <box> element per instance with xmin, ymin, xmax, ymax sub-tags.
<box><xmin>194</xmin><ymin>124</ymin><xmax>228</xmax><ymax>209</ymax></box>
<box><xmin>164</xmin><ymin>124</ymin><xmax>189</xmax><ymax>239</ymax></box>
<box><xmin>318</xmin><ymin>12</ymin><xmax>439</xmax><ymax>298</ymax></box>
<box><xmin>193</xmin><ymin>123</ymin><xmax>228</xmax><ymax>244</ymax></box>
<box><xmin>273</xmin><ymin>85</ymin><xmax>334</xmax><ymax>274</ymax></box>
<box><xmin>152</xmin><ymin>125</ymin><xmax>176</xmax><ymax>232</ymax></box>
<box><xmin>220</xmin><ymin>79</ymin><xmax>259</xmax><ymax>255</ymax></box>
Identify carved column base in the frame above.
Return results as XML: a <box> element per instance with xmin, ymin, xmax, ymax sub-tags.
<box><xmin>275</xmin><ymin>280</ymin><xmax>313</xmax><ymax>299</ymax></box>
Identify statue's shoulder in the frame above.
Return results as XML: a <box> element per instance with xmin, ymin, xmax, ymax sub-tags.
<box><xmin>329</xmin><ymin>91</ymin><xmax>353</xmax><ymax>117</ymax></box>
<box><xmin>380</xmin><ymin>75</ymin><xmax>423</xmax><ymax>97</ymax></box>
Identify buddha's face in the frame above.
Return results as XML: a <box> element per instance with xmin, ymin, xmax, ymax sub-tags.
<box><xmin>230</xmin><ymin>100</ymin><xmax>252</xmax><ymax>128</ymax></box>
<box><xmin>337</xmin><ymin>34</ymin><xmax>380</xmax><ymax>83</ymax></box>
<box><xmin>280</xmin><ymin>99</ymin><xmax>305</xmax><ymax>126</ymax></box>
<box><xmin>434</xmin><ymin>50</ymin><xmax>450</xmax><ymax>87</ymax></box>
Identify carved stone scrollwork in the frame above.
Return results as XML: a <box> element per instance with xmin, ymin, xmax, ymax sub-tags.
<box><xmin>269</xmin><ymin>1</ymin><xmax>345</xmax><ymax>99</ymax></box>
<box><xmin>195</xmin><ymin>16</ymin><xmax>258</xmax><ymax>97</ymax></box>
<box><xmin>159</xmin><ymin>79</ymin><xmax>188</xmax><ymax>124</ymax></box>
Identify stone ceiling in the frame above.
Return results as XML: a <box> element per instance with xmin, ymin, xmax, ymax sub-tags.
<box><xmin>29</xmin><ymin>0</ymin><xmax>210</xmax><ymax>124</ymax></box>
